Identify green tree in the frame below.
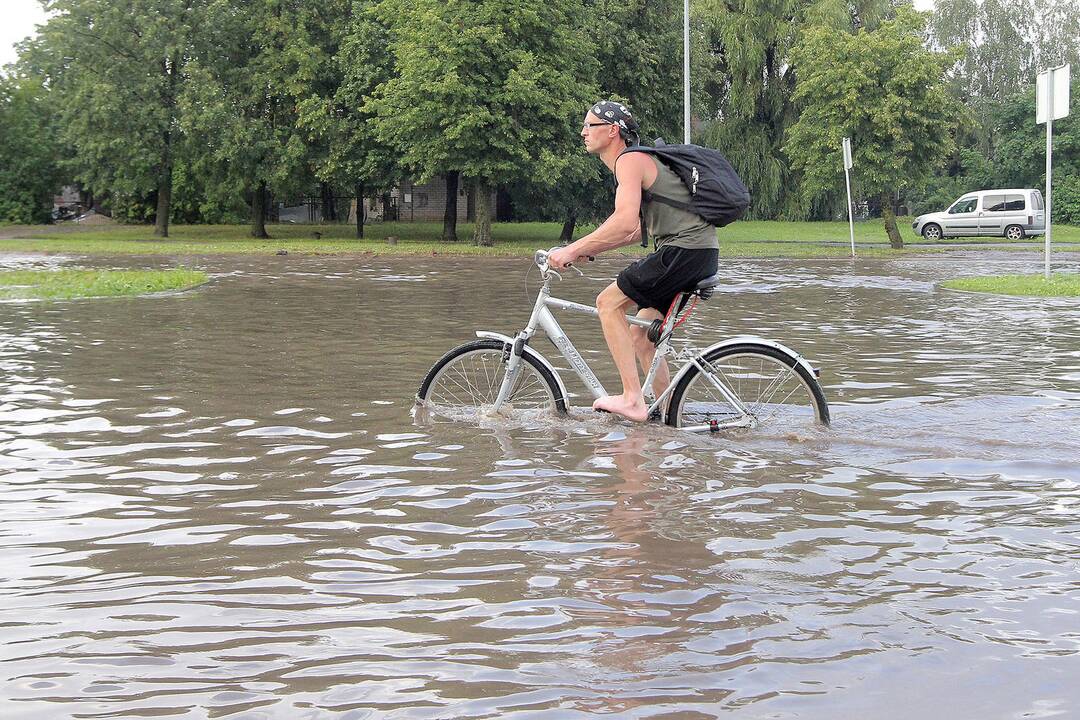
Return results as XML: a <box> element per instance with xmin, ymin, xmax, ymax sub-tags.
<box><xmin>506</xmin><ymin>154</ymin><xmax>613</xmax><ymax>240</ymax></box>
<box><xmin>929</xmin><ymin>0</ymin><xmax>1033</xmax><ymax>166</ymax></box>
<box><xmin>0</xmin><ymin>73</ymin><xmax>64</xmax><ymax>224</ymax></box>
<box><xmin>297</xmin><ymin>0</ymin><xmax>401</xmax><ymax>239</ymax></box>
<box><xmin>991</xmin><ymin>89</ymin><xmax>1079</xmax><ymax>188</ymax></box>
<box><xmin>592</xmin><ymin>0</ymin><xmax>684</xmax><ymax>143</ymax></box>
<box><xmin>1032</xmin><ymin>0</ymin><xmax>1080</xmax><ymax>70</ymax></box>
<box><xmin>30</xmin><ymin>0</ymin><xmax>209</xmax><ymax>236</ymax></box>
<box><xmin>368</xmin><ymin>0</ymin><xmax>598</xmax><ymax>246</ymax></box>
<box><xmin>785</xmin><ymin>8</ymin><xmax>958</xmax><ymax>247</ymax></box>
<box><xmin>542</xmin><ymin>0</ymin><xmax>681</xmax><ymax>237</ymax></box>
<box><xmin>695</xmin><ymin>0</ymin><xmax>891</xmax><ymax>220</ymax></box>
<box><xmin>930</xmin><ymin>0</ymin><xmax>1033</xmax><ymax>104</ymax></box>
<box><xmin>180</xmin><ymin>0</ymin><xmax>324</xmax><ymax>238</ymax></box>
<box><xmin>922</xmin><ymin>0</ymin><xmax>1078</xmax><ymax>214</ymax></box>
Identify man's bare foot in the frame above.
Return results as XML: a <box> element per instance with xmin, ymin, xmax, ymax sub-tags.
<box><xmin>593</xmin><ymin>394</ymin><xmax>649</xmax><ymax>422</ymax></box>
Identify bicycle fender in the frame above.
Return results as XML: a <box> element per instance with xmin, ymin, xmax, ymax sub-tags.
<box><xmin>668</xmin><ymin>336</ymin><xmax>822</xmax><ymax>389</ymax></box>
<box><xmin>475</xmin><ymin>331</ymin><xmax>571</xmax><ymax>407</ymax></box>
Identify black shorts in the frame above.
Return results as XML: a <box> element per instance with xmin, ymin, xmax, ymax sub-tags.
<box><xmin>616</xmin><ymin>245</ymin><xmax>719</xmax><ymax>312</ymax></box>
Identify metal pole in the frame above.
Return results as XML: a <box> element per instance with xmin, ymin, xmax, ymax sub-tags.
<box><xmin>683</xmin><ymin>0</ymin><xmax>691</xmax><ymax>144</ymax></box>
<box><xmin>1045</xmin><ymin>70</ymin><xmax>1054</xmax><ymax>279</ymax></box>
<box><xmin>845</xmin><ymin>165</ymin><xmax>855</xmax><ymax>258</ymax></box>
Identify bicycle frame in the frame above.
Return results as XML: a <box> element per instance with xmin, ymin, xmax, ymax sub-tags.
<box><xmin>488</xmin><ymin>251</ymin><xmax>751</xmax><ymax>424</ymax></box>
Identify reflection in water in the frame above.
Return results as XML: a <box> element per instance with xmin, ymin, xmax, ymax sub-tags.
<box><xmin>1</xmin><ymin>252</ymin><xmax>1079</xmax><ymax>718</ymax></box>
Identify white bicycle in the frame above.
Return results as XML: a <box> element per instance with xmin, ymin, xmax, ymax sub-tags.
<box><xmin>416</xmin><ymin>249</ymin><xmax>830</xmax><ymax>432</ymax></box>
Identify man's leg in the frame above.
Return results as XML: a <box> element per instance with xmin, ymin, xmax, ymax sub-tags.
<box><xmin>630</xmin><ymin>307</ymin><xmax>669</xmax><ymax>400</ymax></box>
<box><xmin>593</xmin><ymin>282</ymin><xmax>649</xmax><ymax>421</ymax></box>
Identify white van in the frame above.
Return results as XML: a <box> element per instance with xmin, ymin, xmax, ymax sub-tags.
<box><xmin>912</xmin><ymin>189</ymin><xmax>1046</xmax><ymax>240</ymax></box>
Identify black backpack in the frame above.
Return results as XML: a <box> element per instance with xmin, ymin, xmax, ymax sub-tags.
<box><xmin>620</xmin><ymin>139</ymin><xmax>751</xmax><ymax>234</ymax></box>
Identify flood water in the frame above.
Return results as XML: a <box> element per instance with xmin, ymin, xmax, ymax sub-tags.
<box><xmin>2</xmin><ymin>250</ymin><xmax>1079</xmax><ymax>719</ymax></box>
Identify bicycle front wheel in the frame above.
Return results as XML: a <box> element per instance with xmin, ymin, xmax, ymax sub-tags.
<box><xmin>417</xmin><ymin>339</ymin><xmax>566</xmax><ymax>419</ymax></box>
<box><xmin>667</xmin><ymin>344</ymin><xmax>829</xmax><ymax>431</ymax></box>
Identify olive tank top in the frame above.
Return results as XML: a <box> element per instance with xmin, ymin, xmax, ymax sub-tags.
<box><xmin>641</xmin><ymin>157</ymin><xmax>718</xmax><ymax>250</ymax></box>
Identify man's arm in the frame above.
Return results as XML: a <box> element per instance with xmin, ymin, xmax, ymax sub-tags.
<box><xmin>549</xmin><ymin>155</ymin><xmax>648</xmax><ymax>267</ymax></box>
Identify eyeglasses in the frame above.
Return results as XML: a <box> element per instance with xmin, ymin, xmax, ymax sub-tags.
<box><xmin>582</xmin><ymin>122</ymin><xmax>612</xmax><ymax>130</ymax></box>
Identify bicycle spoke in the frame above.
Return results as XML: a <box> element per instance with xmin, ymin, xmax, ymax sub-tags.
<box><xmin>423</xmin><ymin>346</ymin><xmax>557</xmax><ymax>417</ymax></box>
<box><xmin>674</xmin><ymin>349</ymin><xmax>823</xmax><ymax>430</ymax></box>
<box><xmin>748</xmin><ymin>363</ymin><xmax>798</xmax><ymax>413</ymax></box>
<box><xmin>447</xmin><ymin>364</ymin><xmax>485</xmax><ymax>403</ymax></box>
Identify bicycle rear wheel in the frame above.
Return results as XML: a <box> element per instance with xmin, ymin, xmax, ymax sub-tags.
<box><xmin>417</xmin><ymin>339</ymin><xmax>566</xmax><ymax>419</ymax></box>
<box><xmin>667</xmin><ymin>344</ymin><xmax>829</xmax><ymax>431</ymax></box>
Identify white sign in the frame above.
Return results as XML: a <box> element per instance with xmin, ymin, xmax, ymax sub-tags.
<box><xmin>842</xmin><ymin>137</ymin><xmax>855</xmax><ymax>257</ymax></box>
<box><xmin>1037</xmin><ymin>64</ymin><xmax>1070</xmax><ymax>124</ymax></box>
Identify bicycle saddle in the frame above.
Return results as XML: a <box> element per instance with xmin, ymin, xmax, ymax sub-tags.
<box><xmin>691</xmin><ymin>274</ymin><xmax>721</xmax><ymax>299</ymax></box>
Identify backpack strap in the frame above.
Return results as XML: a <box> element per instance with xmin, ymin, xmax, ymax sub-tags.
<box><xmin>617</xmin><ymin>147</ymin><xmax>655</xmax><ymax>248</ymax></box>
<box><xmin>644</xmin><ymin>193</ymin><xmax>692</xmax><ymax>213</ymax></box>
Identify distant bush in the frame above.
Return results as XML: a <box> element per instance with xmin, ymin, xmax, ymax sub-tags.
<box><xmin>1054</xmin><ymin>175</ymin><xmax>1080</xmax><ymax>226</ymax></box>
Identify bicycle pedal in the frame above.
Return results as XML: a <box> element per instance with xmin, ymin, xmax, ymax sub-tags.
<box><xmin>647</xmin><ymin>409</ymin><xmax>662</xmax><ymax>422</ymax></box>
<box><xmin>593</xmin><ymin>407</ymin><xmax>611</xmax><ymax>414</ymax></box>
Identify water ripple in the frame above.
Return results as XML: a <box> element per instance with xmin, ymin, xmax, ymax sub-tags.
<box><xmin>1</xmin><ymin>254</ymin><xmax>1078</xmax><ymax>718</ymax></box>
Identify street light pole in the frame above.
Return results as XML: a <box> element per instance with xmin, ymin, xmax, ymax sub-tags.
<box><xmin>683</xmin><ymin>0</ymin><xmax>691</xmax><ymax>144</ymax></box>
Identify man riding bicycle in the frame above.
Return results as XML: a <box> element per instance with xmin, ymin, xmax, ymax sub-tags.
<box><xmin>548</xmin><ymin>101</ymin><xmax>720</xmax><ymax>421</ymax></box>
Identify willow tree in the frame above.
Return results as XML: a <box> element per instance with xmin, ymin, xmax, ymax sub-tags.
<box><xmin>694</xmin><ymin>0</ymin><xmax>891</xmax><ymax>219</ymax></box>
<box><xmin>368</xmin><ymin>0</ymin><xmax>597</xmax><ymax>246</ymax></box>
<box><xmin>785</xmin><ymin>9</ymin><xmax>958</xmax><ymax>248</ymax></box>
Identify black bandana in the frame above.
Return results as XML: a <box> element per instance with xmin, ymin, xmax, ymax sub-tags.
<box><xmin>590</xmin><ymin>100</ymin><xmax>639</xmax><ymax>142</ymax></box>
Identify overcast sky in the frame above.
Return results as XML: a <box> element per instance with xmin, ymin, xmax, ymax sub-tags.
<box><xmin>1</xmin><ymin>0</ymin><xmax>940</xmax><ymax>71</ymax></box>
<box><xmin>1</xmin><ymin>0</ymin><xmax>49</xmax><ymax>69</ymax></box>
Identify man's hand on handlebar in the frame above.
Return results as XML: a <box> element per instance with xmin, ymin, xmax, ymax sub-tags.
<box><xmin>547</xmin><ymin>246</ymin><xmax>592</xmax><ymax>270</ymax></box>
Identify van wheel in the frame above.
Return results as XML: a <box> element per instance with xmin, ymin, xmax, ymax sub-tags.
<box><xmin>922</xmin><ymin>223</ymin><xmax>942</xmax><ymax>241</ymax></box>
<box><xmin>1004</xmin><ymin>225</ymin><xmax>1025</xmax><ymax>241</ymax></box>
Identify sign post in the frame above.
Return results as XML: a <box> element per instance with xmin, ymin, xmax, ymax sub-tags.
<box><xmin>1036</xmin><ymin>64</ymin><xmax>1070</xmax><ymax>278</ymax></box>
<box><xmin>842</xmin><ymin>137</ymin><xmax>855</xmax><ymax>257</ymax></box>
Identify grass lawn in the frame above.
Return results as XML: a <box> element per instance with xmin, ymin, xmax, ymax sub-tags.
<box><xmin>940</xmin><ymin>273</ymin><xmax>1080</xmax><ymax>297</ymax></box>
<box><xmin>1</xmin><ymin>219</ymin><xmax>1079</xmax><ymax>258</ymax></box>
<box><xmin>0</xmin><ymin>268</ymin><xmax>209</xmax><ymax>300</ymax></box>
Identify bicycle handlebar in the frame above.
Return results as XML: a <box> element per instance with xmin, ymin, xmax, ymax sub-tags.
<box><xmin>535</xmin><ymin>248</ymin><xmax>594</xmax><ymax>277</ymax></box>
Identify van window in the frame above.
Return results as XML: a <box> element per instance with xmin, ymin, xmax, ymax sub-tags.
<box><xmin>983</xmin><ymin>195</ymin><xmax>1006</xmax><ymax>212</ymax></box>
<box><xmin>950</xmin><ymin>197</ymin><xmax>978</xmax><ymax>213</ymax></box>
<box><xmin>1031</xmin><ymin>191</ymin><xmax>1044</xmax><ymax>210</ymax></box>
<box><xmin>1004</xmin><ymin>194</ymin><xmax>1025</xmax><ymax>211</ymax></box>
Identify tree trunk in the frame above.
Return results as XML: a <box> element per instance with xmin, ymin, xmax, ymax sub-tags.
<box><xmin>153</xmin><ymin>171</ymin><xmax>172</xmax><ymax>237</ymax></box>
<box><xmin>472</xmin><ymin>180</ymin><xmax>493</xmax><ymax>246</ymax></box>
<box><xmin>881</xmin><ymin>191</ymin><xmax>902</xmax><ymax>249</ymax></box>
<box><xmin>320</xmin><ymin>182</ymin><xmax>336</xmax><ymax>222</ymax></box>
<box><xmin>154</xmin><ymin>55</ymin><xmax>178</xmax><ymax>238</ymax></box>
<box><xmin>251</xmin><ymin>181</ymin><xmax>270</xmax><ymax>238</ymax></box>
<box><xmin>559</xmin><ymin>213</ymin><xmax>576</xmax><ymax>243</ymax></box>
<box><xmin>443</xmin><ymin>171</ymin><xmax>459</xmax><ymax>242</ymax></box>
<box><xmin>355</xmin><ymin>182</ymin><xmax>365</xmax><ymax>239</ymax></box>
<box><xmin>381</xmin><ymin>192</ymin><xmax>393</xmax><ymax>221</ymax></box>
